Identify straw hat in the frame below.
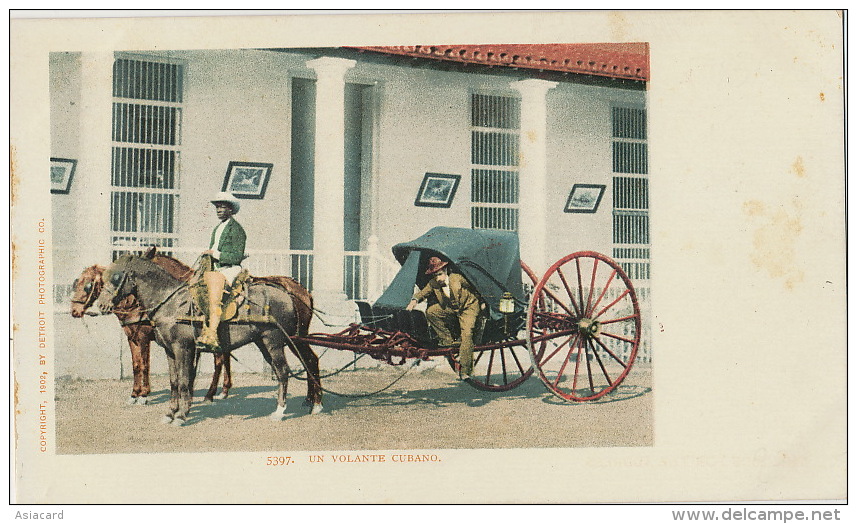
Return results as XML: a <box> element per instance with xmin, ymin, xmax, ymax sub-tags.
<box><xmin>210</xmin><ymin>191</ymin><xmax>240</xmax><ymax>213</ymax></box>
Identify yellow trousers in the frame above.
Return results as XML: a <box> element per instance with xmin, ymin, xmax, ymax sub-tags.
<box><xmin>426</xmin><ymin>303</ymin><xmax>481</xmax><ymax>374</ymax></box>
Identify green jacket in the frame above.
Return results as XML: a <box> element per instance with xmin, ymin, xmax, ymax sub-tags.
<box><xmin>209</xmin><ymin>217</ymin><xmax>246</xmax><ymax>267</ymax></box>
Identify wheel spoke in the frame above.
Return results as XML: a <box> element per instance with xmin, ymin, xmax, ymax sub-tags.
<box><xmin>594</xmin><ymin>336</ymin><xmax>628</xmax><ymax>368</ymax></box>
<box><xmin>587</xmin><ymin>269</ymin><xmax>617</xmax><ymax>317</ymax></box>
<box><xmin>530</xmin><ymin>324</ymin><xmax>547</xmax><ymax>336</ymax></box>
<box><xmin>584</xmin><ymin>338</ymin><xmax>595</xmax><ymax>394</ymax></box>
<box><xmin>585</xmin><ymin>258</ymin><xmax>599</xmax><ymax>318</ymax></box>
<box><xmin>507</xmin><ymin>345</ymin><xmax>528</xmax><ymax>376</ymax></box>
<box><xmin>599</xmin><ymin>313</ymin><xmax>639</xmax><ymax>325</ymax></box>
<box><xmin>600</xmin><ymin>331</ymin><xmax>637</xmax><ymax>345</ymax></box>
<box><xmin>593</xmin><ymin>288</ymin><xmax>631</xmax><ymax>320</ymax></box>
<box><xmin>552</xmin><ymin>336</ymin><xmax>578</xmax><ymax>388</ymax></box>
<box><xmin>556</xmin><ymin>268</ymin><xmax>582</xmax><ymax>317</ymax></box>
<box><xmin>590</xmin><ymin>338</ymin><xmax>613</xmax><ymax>387</ymax></box>
<box><xmin>570</xmin><ymin>342</ymin><xmax>584</xmax><ymax>391</ymax></box>
<box><xmin>486</xmin><ymin>349</ymin><xmax>496</xmax><ymax>383</ymax></box>
<box><xmin>575</xmin><ymin>257</ymin><xmax>585</xmax><ymax>320</ymax></box>
<box><xmin>541</xmin><ymin>333</ymin><xmax>576</xmax><ymax>367</ymax></box>
<box><xmin>537</xmin><ymin>286</ymin><xmax>578</xmax><ymax>320</ymax></box>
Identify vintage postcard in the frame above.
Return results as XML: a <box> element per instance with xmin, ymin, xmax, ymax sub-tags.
<box><xmin>9</xmin><ymin>10</ymin><xmax>845</xmax><ymax>505</ymax></box>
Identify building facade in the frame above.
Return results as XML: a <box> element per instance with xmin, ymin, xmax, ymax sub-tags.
<box><xmin>50</xmin><ymin>44</ymin><xmax>651</xmax><ymax>377</ymax></box>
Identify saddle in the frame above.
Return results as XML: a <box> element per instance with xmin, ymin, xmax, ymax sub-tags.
<box><xmin>189</xmin><ymin>269</ymin><xmax>252</xmax><ymax>323</ymax></box>
<box><xmin>184</xmin><ymin>255</ymin><xmax>264</xmax><ymax>324</ymax></box>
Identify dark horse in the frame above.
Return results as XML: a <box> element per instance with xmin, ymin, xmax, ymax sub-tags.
<box><xmin>95</xmin><ymin>254</ymin><xmax>323</xmax><ymax>425</ymax></box>
<box><xmin>71</xmin><ymin>247</ymin><xmax>315</xmax><ymax>405</ymax></box>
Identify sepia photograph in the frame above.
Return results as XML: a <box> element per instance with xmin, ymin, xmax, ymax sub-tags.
<box><xmin>223</xmin><ymin>161</ymin><xmax>273</xmax><ymax>198</ymax></box>
<box><xmin>564</xmin><ymin>183</ymin><xmax>607</xmax><ymax>213</ymax></box>
<box><xmin>414</xmin><ymin>172</ymin><xmax>462</xmax><ymax>207</ymax></box>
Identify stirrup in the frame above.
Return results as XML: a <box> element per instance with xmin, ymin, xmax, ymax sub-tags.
<box><xmin>196</xmin><ymin>327</ymin><xmax>221</xmax><ymax>352</ymax></box>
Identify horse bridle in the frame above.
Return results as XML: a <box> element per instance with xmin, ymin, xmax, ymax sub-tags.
<box><xmin>102</xmin><ymin>269</ymin><xmax>133</xmax><ymax>308</ymax></box>
<box><xmin>71</xmin><ymin>276</ymin><xmax>103</xmax><ymax>310</ymax></box>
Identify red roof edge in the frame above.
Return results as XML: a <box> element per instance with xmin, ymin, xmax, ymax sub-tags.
<box><xmin>346</xmin><ymin>43</ymin><xmax>649</xmax><ymax>81</ymax></box>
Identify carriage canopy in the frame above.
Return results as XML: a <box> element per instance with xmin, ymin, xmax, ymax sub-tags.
<box><xmin>373</xmin><ymin>226</ymin><xmax>526</xmax><ymax>320</ymax></box>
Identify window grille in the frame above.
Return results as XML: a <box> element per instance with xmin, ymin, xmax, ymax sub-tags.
<box><xmin>613</xmin><ymin>176</ymin><xmax>648</xmax><ymax>210</ymax></box>
<box><xmin>110</xmin><ymin>57</ymin><xmax>183</xmax><ymax>260</ymax></box>
<box><xmin>612</xmin><ymin>210</ymin><xmax>649</xmax><ymax>244</ymax></box>
<box><xmin>612</xmin><ymin>106</ymin><xmax>649</xmax><ymax>279</ymax></box>
<box><xmin>612</xmin><ymin>107</ymin><xmax>646</xmax><ymax>139</ymax></box>
<box><xmin>470</xmin><ymin>93</ymin><xmax>520</xmax><ymax>231</ymax></box>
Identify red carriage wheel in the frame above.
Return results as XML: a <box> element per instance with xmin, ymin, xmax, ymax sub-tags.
<box><xmin>447</xmin><ymin>261</ymin><xmax>538</xmax><ymax>392</ymax></box>
<box><xmin>526</xmin><ymin>252</ymin><xmax>641</xmax><ymax>401</ymax></box>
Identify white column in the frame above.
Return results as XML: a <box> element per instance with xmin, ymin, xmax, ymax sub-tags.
<box><xmin>77</xmin><ymin>51</ymin><xmax>114</xmax><ymax>267</ymax></box>
<box><xmin>510</xmin><ymin>78</ymin><xmax>558</xmax><ymax>274</ymax></box>
<box><xmin>306</xmin><ymin>57</ymin><xmax>356</xmax><ymax>311</ymax></box>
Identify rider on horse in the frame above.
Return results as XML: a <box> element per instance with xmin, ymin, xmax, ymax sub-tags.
<box><xmin>197</xmin><ymin>192</ymin><xmax>246</xmax><ymax>351</ymax></box>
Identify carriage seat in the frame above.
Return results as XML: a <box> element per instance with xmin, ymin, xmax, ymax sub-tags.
<box><xmin>355</xmin><ymin>301</ymin><xmax>436</xmax><ymax>347</ymax></box>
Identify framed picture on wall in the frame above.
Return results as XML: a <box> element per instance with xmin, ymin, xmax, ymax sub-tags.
<box><xmin>222</xmin><ymin>161</ymin><xmax>273</xmax><ymax>199</ymax></box>
<box><xmin>414</xmin><ymin>172</ymin><xmax>461</xmax><ymax>208</ymax></box>
<box><xmin>564</xmin><ymin>183</ymin><xmax>606</xmax><ymax>213</ymax></box>
<box><xmin>50</xmin><ymin>157</ymin><xmax>77</xmax><ymax>194</ymax></box>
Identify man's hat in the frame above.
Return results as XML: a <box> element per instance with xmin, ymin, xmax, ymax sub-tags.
<box><xmin>210</xmin><ymin>191</ymin><xmax>240</xmax><ymax>213</ymax></box>
<box><xmin>424</xmin><ymin>256</ymin><xmax>449</xmax><ymax>275</ymax></box>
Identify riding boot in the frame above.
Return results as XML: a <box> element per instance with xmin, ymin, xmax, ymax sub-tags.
<box><xmin>198</xmin><ymin>272</ymin><xmax>226</xmax><ymax>350</ymax></box>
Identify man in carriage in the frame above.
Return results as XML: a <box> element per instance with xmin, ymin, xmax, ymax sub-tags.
<box><xmin>196</xmin><ymin>191</ymin><xmax>247</xmax><ymax>350</ymax></box>
<box><xmin>407</xmin><ymin>255</ymin><xmax>484</xmax><ymax>378</ymax></box>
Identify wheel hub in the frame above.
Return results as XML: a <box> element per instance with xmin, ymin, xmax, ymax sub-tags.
<box><xmin>578</xmin><ymin>318</ymin><xmax>602</xmax><ymax>338</ymax></box>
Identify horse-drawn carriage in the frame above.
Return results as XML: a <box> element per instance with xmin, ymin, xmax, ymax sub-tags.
<box><xmin>298</xmin><ymin>226</ymin><xmax>642</xmax><ymax>402</ymax></box>
<box><xmin>93</xmin><ymin>226</ymin><xmax>643</xmax><ymax>424</ymax></box>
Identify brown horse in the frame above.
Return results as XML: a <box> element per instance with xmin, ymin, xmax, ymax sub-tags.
<box><xmin>70</xmin><ymin>247</ymin><xmax>314</xmax><ymax>405</ymax></box>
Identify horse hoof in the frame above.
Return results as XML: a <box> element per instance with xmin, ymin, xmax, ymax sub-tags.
<box><xmin>202</xmin><ymin>397</ymin><xmax>213</xmax><ymax>403</ymax></box>
<box><xmin>127</xmin><ymin>396</ymin><xmax>138</xmax><ymax>405</ymax></box>
<box><xmin>269</xmin><ymin>405</ymin><xmax>287</xmax><ymax>421</ymax></box>
<box><xmin>161</xmin><ymin>415</ymin><xmax>173</xmax><ymax>424</ymax></box>
<box><xmin>137</xmin><ymin>396</ymin><xmax>149</xmax><ymax>405</ymax></box>
<box><xmin>216</xmin><ymin>392</ymin><xmax>228</xmax><ymax>400</ymax></box>
<box><xmin>171</xmin><ymin>417</ymin><xmax>186</xmax><ymax>427</ymax></box>
<box><xmin>310</xmin><ymin>403</ymin><xmax>324</xmax><ymax>415</ymax></box>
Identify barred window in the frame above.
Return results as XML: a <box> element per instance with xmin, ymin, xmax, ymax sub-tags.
<box><xmin>110</xmin><ymin>56</ymin><xmax>184</xmax><ymax>259</ymax></box>
<box><xmin>612</xmin><ymin>107</ymin><xmax>646</xmax><ymax>139</ymax></box>
<box><xmin>470</xmin><ymin>93</ymin><xmax>520</xmax><ymax>231</ymax></box>
<box><xmin>613</xmin><ymin>176</ymin><xmax>649</xmax><ymax>210</ymax></box>
<box><xmin>612</xmin><ymin>105</ymin><xmax>649</xmax><ymax>278</ymax></box>
<box><xmin>612</xmin><ymin>211</ymin><xmax>649</xmax><ymax>244</ymax></box>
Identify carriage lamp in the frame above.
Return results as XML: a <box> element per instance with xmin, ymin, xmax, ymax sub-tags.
<box><xmin>499</xmin><ymin>292</ymin><xmax>515</xmax><ymax>314</ymax></box>
<box><xmin>499</xmin><ymin>292</ymin><xmax>515</xmax><ymax>335</ymax></box>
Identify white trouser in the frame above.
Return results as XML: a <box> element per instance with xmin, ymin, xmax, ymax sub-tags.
<box><xmin>216</xmin><ymin>265</ymin><xmax>243</xmax><ymax>284</ymax></box>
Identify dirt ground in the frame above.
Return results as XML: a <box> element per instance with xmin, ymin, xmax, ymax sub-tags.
<box><xmin>55</xmin><ymin>363</ymin><xmax>653</xmax><ymax>454</ymax></box>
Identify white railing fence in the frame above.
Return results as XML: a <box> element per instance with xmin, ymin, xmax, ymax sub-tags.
<box><xmin>53</xmin><ymin>242</ymin><xmax>403</xmax><ymax>305</ymax></box>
